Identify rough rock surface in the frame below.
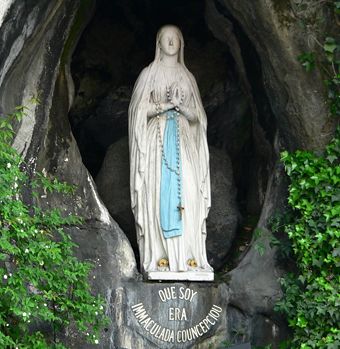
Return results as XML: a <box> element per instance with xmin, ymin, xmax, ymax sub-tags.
<box><xmin>95</xmin><ymin>137</ymin><xmax>239</xmax><ymax>270</ymax></box>
<box><xmin>206</xmin><ymin>146</ymin><xmax>239</xmax><ymax>269</ymax></box>
<box><xmin>210</xmin><ymin>0</ymin><xmax>336</xmax><ymax>151</ymax></box>
<box><xmin>95</xmin><ymin>137</ymin><xmax>136</xmax><ymax>253</ymax></box>
<box><xmin>226</xmin><ymin>152</ymin><xmax>292</xmax><ymax>347</ymax></box>
<box><xmin>70</xmin><ymin>88</ymin><xmax>131</xmax><ymax>175</ymax></box>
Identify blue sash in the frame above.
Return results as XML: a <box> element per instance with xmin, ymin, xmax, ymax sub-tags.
<box><xmin>160</xmin><ymin>110</ymin><xmax>182</xmax><ymax>238</ymax></box>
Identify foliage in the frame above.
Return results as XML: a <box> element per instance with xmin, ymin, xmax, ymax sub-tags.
<box><xmin>268</xmin><ymin>210</ymin><xmax>297</xmax><ymax>264</ymax></box>
<box><xmin>298</xmin><ymin>52</ymin><xmax>316</xmax><ymax>72</ymax></box>
<box><xmin>0</xmin><ymin>103</ymin><xmax>108</xmax><ymax>348</ymax></box>
<box><xmin>276</xmin><ymin>131</ymin><xmax>340</xmax><ymax>349</ymax></box>
<box><xmin>253</xmin><ymin>228</ymin><xmax>266</xmax><ymax>257</ymax></box>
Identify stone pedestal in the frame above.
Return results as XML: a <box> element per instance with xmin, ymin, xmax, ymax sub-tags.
<box><xmin>147</xmin><ymin>271</ymin><xmax>214</xmax><ymax>281</ymax></box>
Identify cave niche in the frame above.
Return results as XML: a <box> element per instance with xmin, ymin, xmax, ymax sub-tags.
<box><xmin>68</xmin><ymin>0</ymin><xmax>276</xmax><ymax>271</ymax></box>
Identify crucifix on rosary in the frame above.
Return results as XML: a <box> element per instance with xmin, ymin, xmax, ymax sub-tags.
<box><xmin>177</xmin><ymin>204</ymin><xmax>184</xmax><ymax>218</ymax></box>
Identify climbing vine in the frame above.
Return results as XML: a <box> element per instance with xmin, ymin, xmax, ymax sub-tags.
<box><xmin>0</xmin><ymin>102</ymin><xmax>108</xmax><ymax>348</ymax></box>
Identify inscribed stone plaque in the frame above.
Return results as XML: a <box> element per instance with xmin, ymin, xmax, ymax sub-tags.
<box><xmin>117</xmin><ymin>281</ymin><xmax>229</xmax><ymax>348</ymax></box>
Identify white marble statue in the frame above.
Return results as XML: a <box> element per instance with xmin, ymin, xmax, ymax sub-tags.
<box><xmin>128</xmin><ymin>24</ymin><xmax>213</xmax><ymax>281</ymax></box>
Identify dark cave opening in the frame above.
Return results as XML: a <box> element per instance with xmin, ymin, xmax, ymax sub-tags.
<box><xmin>68</xmin><ymin>0</ymin><xmax>276</xmax><ymax>270</ymax></box>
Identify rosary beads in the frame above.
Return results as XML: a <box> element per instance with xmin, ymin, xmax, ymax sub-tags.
<box><xmin>155</xmin><ymin>101</ymin><xmax>162</xmax><ymax>115</ymax></box>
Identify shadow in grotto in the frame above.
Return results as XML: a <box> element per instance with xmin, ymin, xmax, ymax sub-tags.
<box><xmin>68</xmin><ymin>0</ymin><xmax>277</xmax><ymax>272</ymax></box>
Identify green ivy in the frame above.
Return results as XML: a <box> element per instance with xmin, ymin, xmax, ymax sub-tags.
<box><xmin>0</xmin><ymin>103</ymin><xmax>108</xmax><ymax>348</ymax></box>
<box><xmin>298</xmin><ymin>52</ymin><xmax>316</xmax><ymax>72</ymax></box>
<box><xmin>276</xmin><ymin>131</ymin><xmax>340</xmax><ymax>349</ymax></box>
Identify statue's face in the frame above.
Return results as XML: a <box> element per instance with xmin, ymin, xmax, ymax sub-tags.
<box><xmin>159</xmin><ymin>28</ymin><xmax>181</xmax><ymax>57</ymax></box>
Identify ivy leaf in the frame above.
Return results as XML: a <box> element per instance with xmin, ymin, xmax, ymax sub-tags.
<box><xmin>332</xmin><ymin>247</ymin><xmax>340</xmax><ymax>257</ymax></box>
<box><xmin>324</xmin><ymin>37</ymin><xmax>337</xmax><ymax>54</ymax></box>
<box><xmin>253</xmin><ymin>227</ymin><xmax>263</xmax><ymax>240</ymax></box>
<box><xmin>255</xmin><ymin>242</ymin><xmax>265</xmax><ymax>256</ymax></box>
<box><xmin>298</xmin><ymin>52</ymin><xmax>316</xmax><ymax>72</ymax></box>
<box><xmin>327</xmin><ymin>154</ymin><xmax>337</xmax><ymax>163</ymax></box>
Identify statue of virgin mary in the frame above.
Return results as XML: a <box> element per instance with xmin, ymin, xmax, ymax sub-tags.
<box><xmin>128</xmin><ymin>24</ymin><xmax>213</xmax><ymax>281</ymax></box>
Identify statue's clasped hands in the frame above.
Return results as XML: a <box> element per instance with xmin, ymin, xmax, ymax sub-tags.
<box><xmin>152</xmin><ymin>83</ymin><xmax>187</xmax><ymax>118</ymax></box>
<box><xmin>166</xmin><ymin>82</ymin><xmax>185</xmax><ymax>112</ymax></box>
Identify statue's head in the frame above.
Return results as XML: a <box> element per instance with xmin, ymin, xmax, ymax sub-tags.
<box><xmin>155</xmin><ymin>25</ymin><xmax>185</xmax><ymax>64</ymax></box>
<box><xmin>158</xmin><ymin>25</ymin><xmax>181</xmax><ymax>57</ymax></box>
